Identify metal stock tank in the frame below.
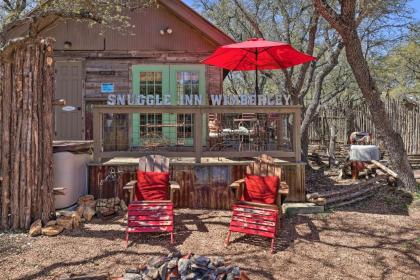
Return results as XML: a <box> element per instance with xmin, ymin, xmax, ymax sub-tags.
<box><xmin>53</xmin><ymin>141</ymin><xmax>93</xmax><ymax>209</ymax></box>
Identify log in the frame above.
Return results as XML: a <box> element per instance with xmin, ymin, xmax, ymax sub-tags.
<box><xmin>371</xmin><ymin>160</ymin><xmax>398</xmax><ymax>178</ymax></box>
<box><xmin>1</xmin><ymin>63</ymin><xmax>12</xmax><ymax>228</ymax></box>
<box><xmin>1</xmin><ymin>39</ymin><xmax>56</xmax><ymax>229</ymax></box>
<box><xmin>11</xmin><ymin>48</ymin><xmax>23</xmax><ymax>229</ymax></box>
<box><xmin>41</xmin><ymin>40</ymin><xmax>55</xmax><ymax>224</ymax></box>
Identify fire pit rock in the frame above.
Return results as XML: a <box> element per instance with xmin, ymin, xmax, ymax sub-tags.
<box><xmin>123</xmin><ymin>253</ymin><xmax>241</xmax><ymax>280</ymax></box>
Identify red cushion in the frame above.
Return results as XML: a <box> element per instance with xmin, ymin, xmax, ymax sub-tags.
<box><xmin>136</xmin><ymin>171</ymin><xmax>170</xmax><ymax>201</ymax></box>
<box><xmin>242</xmin><ymin>175</ymin><xmax>279</xmax><ymax>204</ymax></box>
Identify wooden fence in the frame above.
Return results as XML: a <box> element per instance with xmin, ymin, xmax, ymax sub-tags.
<box><xmin>308</xmin><ymin>98</ymin><xmax>420</xmax><ymax>155</ymax></box>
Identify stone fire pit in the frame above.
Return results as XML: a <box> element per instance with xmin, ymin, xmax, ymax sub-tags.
<box><xmin>122</xmin><ymin>252</ymin><xmax>244</xmax><ymax>280</ymax></box>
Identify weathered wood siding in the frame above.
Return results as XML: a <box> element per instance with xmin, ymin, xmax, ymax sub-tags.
<box><xmin>81</xmin><ymin>59</ymin><xmax>223</xmax><ymax>138</ymax></box>
<box><xmin>83</xmin><ymin>59</ymin><xmax>220</xmax><ymax>99</ymax></box>
<box><xmin>88</xmin><ymin>162</ymin><xmax>306</xmax><ymax>209</ymax></box>
<box><xmin>40</xmin><ymin>5</ymin><xmax>218</xmax><ymax>52</ymax></box>
<box><xmin>206</xmin><ymin>65</ymin><xmax>223</xmax><ymax>98</ymax></box>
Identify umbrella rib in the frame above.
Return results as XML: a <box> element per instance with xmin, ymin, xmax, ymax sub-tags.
<box><xmin>240</xmin><ymin>46</ymin><xmax>272</xmax><ymax>55</ymax></box>
<box><xmin>265</xmin><ymin>49</ymin><xmax>286</xmax><ymax>68</ymax></box>
<box><xmin>231</xmin><ymin>53</ymin><xmax>250</xmax><ymax>71</ymax></box>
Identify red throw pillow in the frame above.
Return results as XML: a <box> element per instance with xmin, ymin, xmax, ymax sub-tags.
<box><xmin>136</xmin><ymin>171</ymin><xmax>170</xmax><ymax>201</ymax></box>
<box><xmin>242</xmin><ymin>175</ymin><xmax>279</xmax><ymax>204</ymax></box>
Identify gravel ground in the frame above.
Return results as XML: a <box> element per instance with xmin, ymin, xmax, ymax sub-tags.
<box><xmin>1</xmin><ymin>189</ymin><xmax>419</xmax><ymax>280</ymax></box>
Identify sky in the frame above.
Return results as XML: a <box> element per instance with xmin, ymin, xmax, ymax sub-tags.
<box><xmin>182</xmin><ymin>0</ymin><xmax>420</xmax><ymax>21</ymax></box>
<box><xmin>410</xmin><ymin>0</ymin><xmax>420</xmax><ymax>20</ymax></box>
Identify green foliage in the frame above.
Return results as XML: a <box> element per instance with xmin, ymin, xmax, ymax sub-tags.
<box><xmin>197</xmin><ymin>0</ymin><xmax>417</xmax><ymax>106</ymax></box>
<box><xmin>374</xmin><ymin>39</ymin><xmax>420</xmax><ymax>97</ymax></box>
<box><xmin>0</xmin><ymin>0</ymin><xmax>157</xmax><ymax>47</ymax></box>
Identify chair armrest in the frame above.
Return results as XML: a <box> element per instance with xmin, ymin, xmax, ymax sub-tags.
<box><xmin>230</xmin><ymin>178</ymin><xmax>245</xmax><ymax>201</ymax></box>
<box><xmin>230</xmin><ymin>178</ymin><xmax>245</xmax><ymax>188</ymax></box>
<box><xmin>169</xmin><ymin>181</ymin><xmax>180</xmax><ymax>190</ymax></box>
<box><xmin>169</xmin><ymin>181</ymin><xmax>180</xmax><ymax>202</ymax></box>
<box><xmin>123</xmin><ymin>180</ymin><xmax>137</xmax><ymax>189</ymax></box>
<box><xmin>124</xmin><ymin>180</ymin><xmax>137</xmax><ymax>203</ymax></box>
<box><xmin>278</xmin><ymin>181</ymin><xmax>289</xmax><ymax>205</ymax></box>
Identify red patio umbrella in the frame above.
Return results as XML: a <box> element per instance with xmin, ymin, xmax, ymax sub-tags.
<box><xmin>202</xmin><ymin>38</ymin><xmax>316</xmax><ymax>95</ymax></box>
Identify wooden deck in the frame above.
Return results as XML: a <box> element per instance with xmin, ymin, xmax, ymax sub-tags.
<box><xmin>88</xmin><ymin>157</ymin><xmax>306</xmax><ymax>209</ymax></box>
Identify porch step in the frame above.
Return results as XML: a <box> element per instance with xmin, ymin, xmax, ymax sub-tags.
<box><xmin>283</xmin><ymin>203</ymin><xmax>324</xmax><ymax>216</ymax></box>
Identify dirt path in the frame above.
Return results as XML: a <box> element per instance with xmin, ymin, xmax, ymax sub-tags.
<box><xmin>1</xmin><ymin>192</ymin><xmax>419</xmax><ymax>280</ymax></box>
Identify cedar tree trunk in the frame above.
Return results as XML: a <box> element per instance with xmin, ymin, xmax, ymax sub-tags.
<box><xmin>313</xmin><ymin>0</ymin><xmax>417</xmax><ymax>191</ymax></box>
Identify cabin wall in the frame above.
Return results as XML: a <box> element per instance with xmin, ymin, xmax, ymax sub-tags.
<box><xmin>30</xmin><ymin>1</ymin><xmax>227</xmax><ymax>141</ymax></box>
<box><xmin>88</xmin><ymin>163</ymin><xmax>306</xmax><ymax>209</ymax></box>
<box><xmin>39</xmin><ymin>4</ymin><xmax>218</xmax><ymax>52</ymax></box>
<box><xmin>72</xmin><ymin>55</ymin><xmax>223</xmax><ymax>139</ymax></box>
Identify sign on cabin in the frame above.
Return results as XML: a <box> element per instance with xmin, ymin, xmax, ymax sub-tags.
<box><xmin>101</xmin><ymin>83</ymin><xmax>115</xmax><ymax>93</ymax></box>
<box><xmin>106</xmin><ymin>93</ymin><xmax>291</xmax><ymax>106</ymax></box>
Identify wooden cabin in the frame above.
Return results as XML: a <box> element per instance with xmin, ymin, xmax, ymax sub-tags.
<box><xmin>7</xmin><ymin>0</ymin><xmax>306</xmax><ymax>208</ymax></box>
<box><xmin>14</xmin><ymin>0</ymin><xmax>229</xmax><ymax>140</ymax></box>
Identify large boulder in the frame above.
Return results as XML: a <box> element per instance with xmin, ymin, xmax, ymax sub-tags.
<box><xmin>29</xmin><ymin>219</ymin><xmax>42</xmax><ymax>237</ymax></box>
<box><xmin>42</xmin><ymin>225</ymin><xmax>64</xmax><ymax>236</ymax></box>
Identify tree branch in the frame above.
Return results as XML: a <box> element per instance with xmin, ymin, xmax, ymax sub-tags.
<box><xmin>233</xmin><ymin>0</ymin><xmax>264</xmax><ymax>38</ymax></box>
<box><xmin>312</xmin><ymin>0</ymin><xmax>344</xmax><ymax>33</ymax></box>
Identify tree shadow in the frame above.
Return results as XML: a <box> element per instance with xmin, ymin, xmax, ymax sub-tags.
<box><xmin>227</xmin><ymin>215</ymin><xmax>320</xmax><ymax>253</ymax></box>
<box><xmin>17</xmin><ymin>250</ymin><xmax>166</xmax><ymax>280</ymax></box>
<box><xmin>60</xmin><ymin>210</ymin><xmax>232</xmax><ymax>248</ymax></box>
<box><xmin>333</xmin><ymin>185</ymin><xmax>414</xmax><ymax>216</ymax></box>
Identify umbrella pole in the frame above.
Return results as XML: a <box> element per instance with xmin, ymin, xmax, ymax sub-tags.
<box><xmin>256</xmin><ymin>67</ymin><xmax>259</xmax><ymax>96</ymax></box>
<box><xmin>255</xmin><ymin>49</ymin><xmax>259</xmax><ymax>96</ymax></box>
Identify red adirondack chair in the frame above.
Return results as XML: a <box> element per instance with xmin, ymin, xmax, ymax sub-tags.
<box><xmin>123</xmin><ymin>155</ymin><xmax>180</xmax><ymax>247</ymax></box>
<box><xmin>226</xmin><ymin>154</ymin><xmax>289</xmax><ymax>253</ymax></box>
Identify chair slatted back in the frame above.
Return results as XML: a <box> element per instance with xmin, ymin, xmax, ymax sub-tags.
<box><xmin>138</xmin><ymin>155</ymin><xmax>169</xmax><ymax>173</ymax></box>
<box><xmin>246</xmin><ymin>154</ymin><xmax>282</xmax><ymax>178</ymax></box>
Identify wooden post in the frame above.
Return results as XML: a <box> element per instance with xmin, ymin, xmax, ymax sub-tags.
<box><xmin>294</xmin><ymin>109</ymin><xmax>302</xmax><ymax>162</ymax></box>
<box><xmin>194</xmin><ymin>110</ymin><xmax>203</xmax><ymax>163</ymax></box>
<box><xmin>93</xmin><ymin>107</ymin><xmax>102</xmax><ymax>162</ymax></box>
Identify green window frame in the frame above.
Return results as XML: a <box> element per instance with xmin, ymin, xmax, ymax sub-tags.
<box><xmin>131</xmin><ymin>65</ymin><xmax>169</xmax><ymax>147</ymax></box>
<box><xmin>131</xmin><ymin>64</ymin><xmax>206</xmax><ymax>148</ymax></box>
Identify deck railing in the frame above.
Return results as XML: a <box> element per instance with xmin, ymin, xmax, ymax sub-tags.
<box><xmin>92</xmin><ymin>105</ymin><xmax>302</xmax><ymax>163</ymax></box>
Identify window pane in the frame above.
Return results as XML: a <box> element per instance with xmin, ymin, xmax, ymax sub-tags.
<box><xmin>191</xmin><ymin>84</ymin><xmax>199</xmax><ymax>95</ymax></box>
<box><xmin>140</xmin><ymin>72</ymin><xmax>147</xmax><ymax>82</ymax></box>
<box><xmin>154</xmin><ymin>72</ymin><xmax>162</xmax><ymax>82</ymax></box>
<box><xmin>145</xmin><ymin>72</ymin><xmax>153</xmax><ymax>82</ymax></box>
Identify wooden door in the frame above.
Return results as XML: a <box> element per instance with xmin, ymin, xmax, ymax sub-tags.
<box><xmin>54</xmin><ymin>61</ymin><xmax>83</xmax><ymax>140</ymax></box>
<box><xmin>170</xmin><ymin>65</ymin><xmax>206</xmax><ymax>146</ymax></box>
